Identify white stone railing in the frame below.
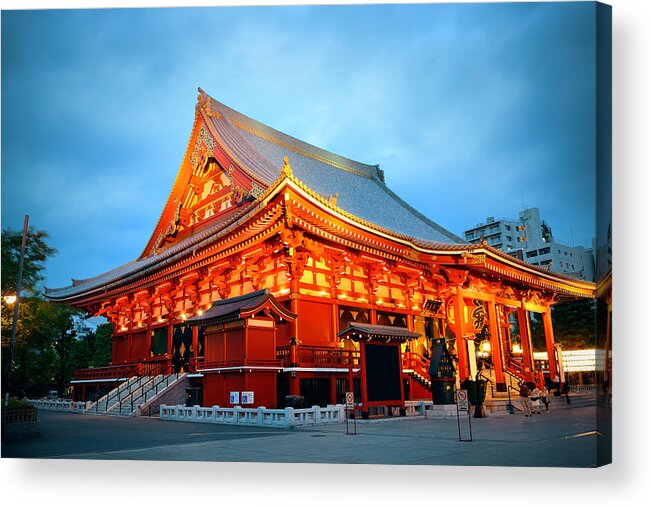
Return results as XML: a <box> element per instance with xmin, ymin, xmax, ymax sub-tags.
<box><xmin>25</xmin><ymin>399</ymin><xmax>88</xmax><ymax>412</ymax></box>
<box><xmin>159</xmin><ymin>404</ymin><xmax>346</xmax><ymax>428</ymax></box>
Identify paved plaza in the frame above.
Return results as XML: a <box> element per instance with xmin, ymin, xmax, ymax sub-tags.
<box><xmin>3</xmin><ymin>397</ymin><xmax>610</xmax><ymax>467</ymax></box>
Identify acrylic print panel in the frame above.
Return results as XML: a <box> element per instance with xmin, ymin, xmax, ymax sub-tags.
<box><xmin>1</xmin><ymin>0</ymin><xmax>611</xmax><ymax>472</ymax></box>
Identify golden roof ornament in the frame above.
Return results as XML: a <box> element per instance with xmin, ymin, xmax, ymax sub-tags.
<box><xmin>195</xmin><ymin>87</ymin><xmax>219</xmax><ymax>117</ymax></box>
<box><xmin>282</xmin><ymin>156</ymin><xmax>293</xmax><ymax>177</ymax></box>
<box><xmin>328</xmin><ymin>192</ymin><xmax>339</xmax><ymax>206</ymax></box>
<box><xmin>196</xmin><ymin>87</ymin><xmax>209</xmax><ymax>111</ymax></box>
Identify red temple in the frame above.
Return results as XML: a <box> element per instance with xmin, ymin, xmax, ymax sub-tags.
<box><xmin>46</xmin><ymin>89</ymin><xmax>595</xmax><ymax>417</ymax></box>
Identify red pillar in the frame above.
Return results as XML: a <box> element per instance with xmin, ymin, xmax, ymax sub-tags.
<box><xmin>487</xmin><ymin>301</ymin><xmax>506</xmax><ymax>389</ymax></box>
<box><xmin>517</xmin><ymin>305</ymin><xmax>535</xmax><ymax>383</ymax></box>
<box><xmin>542</xmin><ymin>309</ymin><xmax>559</xmax><ymax>384</ymax></box>
<box><xmin>360</xmin><ymin>341</ymin><xmax>369</xmax><ymax>418</ymax></box>
<box><xmin>329</xmin><ymin>375</ymin><xmax>337</xmax><ymax>405</ymax></box>
<box><xmin>127</xmin><ymin>332</ymin><xmax>133</xmax><ymax>363</ymax></box>
<box><xmin>453</xmin><ymin>289</ymin><xmax>470</xmax><ymax>382</ymax></box>
<box><xmin>289</xmin><ymin>339</ymin><xmax>299</xmax><ymax>396</ymax></box>
<box><xmin>191</xmin><ymin>326</ymin><xmax>199</xmax><ymax>373</ymax></box>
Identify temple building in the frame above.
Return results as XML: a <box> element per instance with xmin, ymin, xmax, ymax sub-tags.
<box><xmin>46</xmin><ymin>89</ymin><xmax>595</xmax><ymax>417</ymax></box>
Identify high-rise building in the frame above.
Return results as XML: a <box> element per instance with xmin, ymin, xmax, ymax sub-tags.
<box><xmin>463</xmin><ymin>207</ymin><xmax>595</xmax><ymax>281</ymax></box>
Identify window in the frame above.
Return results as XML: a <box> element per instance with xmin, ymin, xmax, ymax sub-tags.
<box><xmin>151</xmin><ymin>327</ymin><xmax>168</xmax><ymax>357</ymax></box>
<box><xmin>505</xmin><ymin>225</ymin><xmax>511</xmax><ymax>231</ymax></box>
<box><xmin>526</xmin><ymin>250</ymin><xmax>538</xmax><ymax>258</ymax></box>
<box><xmin>506</xmin><ymin>236</ymin><xmax>512</xmax><ymax>241</ymax></box>
<box><xmin>539</xmin><ymin>247</ymin><xmax>551</xmax><ymax>255</ymax></box>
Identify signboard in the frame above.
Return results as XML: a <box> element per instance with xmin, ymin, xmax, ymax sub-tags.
<box><xmin>456</xmin><ymin>389</ymin><xmax>473</xmax><ymax>442</ymax></box>
<box><xmin>229</xmin><ymin>391</ymin><xmax>240</xmax><ymax>404</ymax></box>
<box><xmin>345</xmin><ymin>392</ymin><xmax>355</xmax><ymax>410</ymax></box>
<box><xmin>456</xmin><ymin>389</ymin><xmax>469</xmax><ymax>411</ymax></box>
<box><xmin>241</xmin><ymin>391</ymin><xmax>254</xmax><ymax>405</ymax></box>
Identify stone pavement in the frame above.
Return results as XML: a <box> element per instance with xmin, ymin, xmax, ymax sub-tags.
<box><xmin>2</xmin><ymin>399</ymin><xmax>610</xmax><ymax>467</ymax></box>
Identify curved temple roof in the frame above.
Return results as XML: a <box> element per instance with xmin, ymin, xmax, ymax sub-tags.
<box><xmin>203</xmin><ymin>93</ymin><xmax>464</xmax><ymax>244</ymax></box>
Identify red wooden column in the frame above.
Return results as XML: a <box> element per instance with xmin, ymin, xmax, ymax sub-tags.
<box><xmin>487</xmin><ymin>300</ymin><xmax>505</xmax><ymax>389</ymax></box>
<box><xmin>397</xmin><ymin>343</ymin><xmax>406</xmax><ymax>413</ymax></box>
<box><xmin>542</xmin><ymin>308</ymin><xmax>559</xmax><ymax>384</ymax></box>
<box><xmin>360</xmin><ymin>341</ymin><xmax>369</xmax><ymax>418</ymax></box>
<box><xmin>289</xmin><ymin>280</ymin><xmax>300</xmax><ymax>396</ymax></box>
<box><xmin>191</xmin><ymin>326</ymin><xmax>199</xmax><ymax>371</ymax></box>
<box><xmin>517</xmin><ymin>304</ymin><xmax>535</xmax><ymax>383</ymax></box>
<box><xmin>453</xmin><ymin>289</ymin><xmax>471</xmax><ymax>382</ymax></box>
<box><xmin>127</xmin><ymin>332</ymin><xmax>133</xmax><ymax>363</ymax></box>
<box><xmin>329</xmin><ymin>376</ymin><xmax>338</xmax><ymax>405</ymax></box>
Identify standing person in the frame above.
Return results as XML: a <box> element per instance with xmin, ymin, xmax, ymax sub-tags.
<box><xmin>541</xmin><ymin>386</ymin><xmax>551</xmax><ymax>412</ymax></box>
<box><xmin>519</xmin><ymin>381</ymin><xmax>531</xmax><ymax>417</ymax></box>
<box><xmin>562</xmin><ymin>381</ymin><xmax>571</xmax><ymax>404</ymax></box>
<box><xmin>530</xmin><ymin>386</ymin><xmax>542</xmax><ymax>414</ymax></box>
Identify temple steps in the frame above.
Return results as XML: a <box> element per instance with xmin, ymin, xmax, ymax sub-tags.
<box><xmin>85</xmin><ymin>374</ymin><xmax>181</xmax><ymax>417</ymax></box>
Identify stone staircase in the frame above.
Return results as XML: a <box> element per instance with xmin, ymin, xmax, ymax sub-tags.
<box><xmin>85</xmin><ymin>373</ymin><xmax>183</xmax><ymax>417</ymax></box>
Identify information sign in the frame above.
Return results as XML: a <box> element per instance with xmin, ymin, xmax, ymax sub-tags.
<box><xmin>229</xmin><ymin>391</ymin><xmax>240</xmax><ymax>404</ymax></box>
<box><xmin>241</xmin><ymin>391</ymin><xmax>254</xmax><ymax>405</ymax></box>
<box><xmin>456</xmin><ymin>389</ymin><xmax>469</xmax><ymax>411</ymax></box>
<box><xmin>345</xmin><ymin>392</ymin><xmax>355</xmax><ymax>410</ymax></box>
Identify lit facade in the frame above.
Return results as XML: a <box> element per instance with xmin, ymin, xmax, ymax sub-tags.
<box><xmin>46</xmin><ymin>89</ymin><xmax>595</xmax><ymax>415</ymax></box>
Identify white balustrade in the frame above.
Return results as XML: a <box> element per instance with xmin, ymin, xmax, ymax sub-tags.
<box><xmin>159</xmin><ymin>403</ymin><xmax>346</xmax><ymax>428</ymax></box>
<box><xmin>25</xmin><ymin>399</ymin><xmax>87</xmax><ymax>412</ymax></box>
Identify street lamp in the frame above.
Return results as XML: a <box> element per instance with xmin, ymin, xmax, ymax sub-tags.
<box><xmin>3</xmin><ymin>295</ymin><xmax>17</xmax><ymax>305</ymax></box>
<box><xmin>479</xmin><ymin>339</ymin><xmax>492</xmax><ymax>357</ymax></box>
<box><xmin>4</xmin><ymin>215</ymin><xmax>29</xmax><ymax>413</ymax></box>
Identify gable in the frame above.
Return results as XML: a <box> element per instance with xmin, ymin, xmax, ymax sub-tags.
<box><xmin>141</xmin><ymin>118</ymin><xmax>268</xmax><ymax>258</ymax></box>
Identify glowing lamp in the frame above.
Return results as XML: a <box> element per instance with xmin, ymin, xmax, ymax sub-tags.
<box><xmin>512</xmin><ymin>343</ymin><xmax>523</xmax><ymax>355</ymax></box>
<box><xmin>3</xmin><ymin>295</ymin><xmax>17</xmax><ymax>305</ymax></box>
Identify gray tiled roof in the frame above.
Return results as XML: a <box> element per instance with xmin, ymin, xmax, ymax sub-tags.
<box><xmin>208</xmin><ymin>98</ymin><xmax>463</xmax><ymax>244</ymax></box>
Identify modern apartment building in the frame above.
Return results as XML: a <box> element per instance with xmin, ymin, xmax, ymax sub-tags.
<box><xmin>463</xmin><ymin>207</ymin><xmax>595</xmax><ymax>281</ymax></box>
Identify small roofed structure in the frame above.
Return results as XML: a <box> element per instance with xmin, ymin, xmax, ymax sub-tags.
<box><xmin>338</xmin><ymin>323</ymin><xmax>421</xmax><ymax>417</ymax></box>
<box><xmin>183</xmin><ymin>290</ymin><xmax>296</xmax><ymax>408</ymax></box>
<box><xmin>185</xmin><ymin>289</ymin><xmax>296</xmax><ymax>327</ymax></box>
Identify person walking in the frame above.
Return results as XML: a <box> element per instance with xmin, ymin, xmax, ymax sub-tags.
<box><xmin>519</xmin><ymin>381</ymin><xmax>531</xmax><ymax>417</ymax></box>
<box><xmin>562</xmin><ymin>382</ymin><xmax>571</xmax><ymax>404</ymax></box>
<box><xmin>530</xmin><ymin>386</ymin><xmax>542</xmax><ymax>414</ymax></box>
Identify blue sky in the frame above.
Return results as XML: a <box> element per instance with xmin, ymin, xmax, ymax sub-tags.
<box><xmin>2</xmin><ymin>2</ymin><xmax>600</xmax><ymax>291</ymax></box>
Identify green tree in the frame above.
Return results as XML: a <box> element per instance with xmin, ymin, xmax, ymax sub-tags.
<box><xmin>70</xmin><ymin>322</ymin><xmax>113</xmax><ymax>370</ymax></box>
<box><xmin>529</xmin><ymin>299</ymin><xmax>597</xmax><ymax>351</ymax></box>
<box><xmin>1</xmin><ymin>226</ymin><xmax>84</xmax><ymax>397</ymax></box>
<box><xmin>92</xmin><ymin>323</ymin><xmax>114</xmax><ymax>367</ymax></box>
<box><xmin>1</xmin><ymin>227</ymin><xmax>56</xmax><ymax>296</ymax></box>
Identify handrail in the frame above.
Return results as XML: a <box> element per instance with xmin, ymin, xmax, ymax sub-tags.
<box><xmin>505</xmin><ymin>384</ymin><xmax>520</xmax><ymax>414</ymax></box>
<box><xmin>119</xmin><ymin>361</ymin><xmax>165</xmax><ymax>414</ymax></box>
<box><xmin>196</xmin><ymin>358</ymin><xmax>282</xmax><ymax>370</ymax></box>
<box><xmin>275</xmin><ymin>345</ymin><xmax>360</xmax><ymax>368</ymax></box>
<box><xmin>476</xmin><ymin>369</ymin><xmax>495</xmax><ymax>398</ymax></box>
<box><xmin>74</xmin><ymin>362</ymin><xmax>140</xmax><ymax>380</ymax></box>
<box><xmin>136</xmin><ymin>364</ymin><xmax>181</xmax><ymax>413</ymax></box>
<box><xmin>402</xmin><ymin>352</ymin><xmax>431</xmax><ymax>382</ymax></box>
